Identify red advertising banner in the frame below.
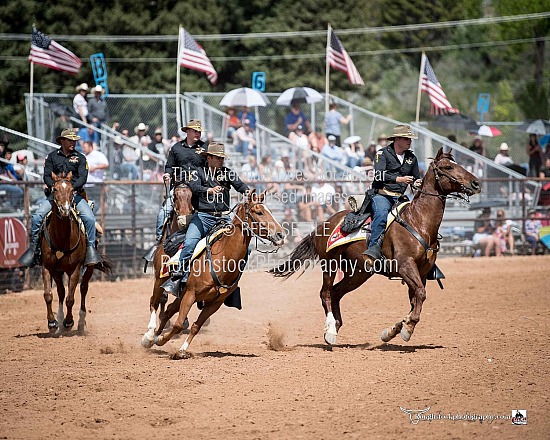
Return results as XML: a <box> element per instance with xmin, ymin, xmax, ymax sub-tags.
<box><xmin>0</xmin><ymin>217</ymin><xmax>27</xmax><ymax>268</ymax></box>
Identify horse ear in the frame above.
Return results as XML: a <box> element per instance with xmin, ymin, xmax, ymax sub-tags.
<box><xmin>258</xmin><ymin>190</ymin><xmax>267</xmax><ymax>203</ymax></box>
<box><xmin>247</xmin><ymin>189</ymin><xmax>257</xmax><ymax>203</ymax></box>
<box><xmin>435</xmin><ymin>148</ymin><xmax>445</xmax><ymax>160</ymax></box>
<box><xmin>52</xmin><ymin>172</ymin><xmax>59</xmax><ymax>181</ymax></box>
<box><xmin>67</xmin><ymin>171</ymin><xmax>73</xmax><ymax>181</ymax></box>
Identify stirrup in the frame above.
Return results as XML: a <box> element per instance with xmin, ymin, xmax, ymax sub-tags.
<box><xmin>142</xmin><ymin>243</ymin><xmax>159</xmax><ymax>263</ymax></box>
<box><xmin>161</xmin><ymin>278</ymin><xmax>183</xmax><ymax>298</ymax></box>
<box><xmin>84</xmin><ymin>246</ymin><xmax>102</xmax><ymax>266</ymax></box>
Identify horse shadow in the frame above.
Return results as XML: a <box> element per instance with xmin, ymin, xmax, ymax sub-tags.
<box><xmin>199</xmin><ymin>351</ymin><xmax>259</xmax><ymax>359</ymax></box>
<box><xmin>15</xmin><ymin>329</ymin><xmax>85</xmax><ymax>339</ymax></box>
<box><xmin>297</xmin><ymin>342</ymin><xmax>444</xmax><ymax>353</ymax></box>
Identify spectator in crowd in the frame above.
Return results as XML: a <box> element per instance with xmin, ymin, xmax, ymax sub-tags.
<box><xmin>121</xmin><ymin>142</ymin><xmax>140</xmax><ymax>180</ymax></box>
<box><xmin>77</xmin><ymin>126</ymin><xmax>99</xmax><ymax>151</ymax></box>
<box><xmin>0</xmin><ymin>133</ymin><xmax>8</xmax><ymax>158</ymax></box>
<box><xmin>285</xmin><ymin>103</ymin><xmax>311</xmax><ymax>135</ymax></box>
<box><xmin>82</xmin><ymin>140</ymin><xmax>109</xmax><ymax>202</ymax></box>
<box><xmin>280</xmin><ymin>206</ymin><xmax>302</xmax><ymax>250</ymax></box>
<box><xmin>321</xmin><ymin>135</ymin><xmax>345</xmax><ymax>164</ymax></box>
<box><xmin>325</xmin><ymin>102</ymin><xmax>352</xmax><ymax>147</ymax></box>
<box><xmin>365</xmin><ymin>141</ymin><xmax>377</xmax><ymax>161</ymax></box>
<box><xmin>88</xmin><ymin>85</ymin><xmax>109</xmax><ymax>130</ymax></box>
<box><xmin>111</xmin><ymin>136</ymin><xmax>125</xmax><ymax>180</ymax></box>
<box><xmin>466</xmin><ymin>135</ymin><xmax>486</xmax><ymax>177</ymax></box>
<box><xmin>472</xmin><ymin>208</ymin><xmax>501</xmax><ymax>257</ymax></box>
<box><xmin>73</xmin><ymin>83</ymin><xmax>89</xmax><ymax>123</ymax></box>
<box><xmin>376</xmin><ymin>133</ymin><xmax>388</xmax><ymax>152</ymax></box>
<box><xmin>311</xmin><ymin>180</ymin><xmax>337</xmax><ymax>220</ymax></box>
<box><xmin>0</xmin><ymin>150</ymin><xmax>24</xmax><ymax>209</ymax></box>
<box><xmin>495</xmin><ymin>209</ymin><xmax>516</xmax><ymax>256</ymax></box>
<box><xmin>525</xmin><ymin>209</ymin><xmax>542</xmax><ymax>255</ymax></box>
<box><xmin>240</xmin><ymin>155</ymin><xmax>264</xmax><ymax>193</ymax></box>
<box><xmin>343</xmin><ymin>136</ymin><xmax>365</xmax><ymax>169</ymax></box>
<box><xmin>526</xmin><ymin>133</ymin><xmax>543</xmax><ymax>178</ymax></box>
<box><xmin>289</xmin><ymin>124</ymin><xmax>309</xmax><ymax>149</ymax></box>
<box><xmin>540</xmin><ymin>206</ymin><xmax>550</xmax><ymax>227</ymax></box>
<box><xmin>205</xmin><ymin>132</ymin><xmax>215</xmax><ymax>147</ymax></box>
<box><xmin>14</xmin><ymin>153</ymin><xmax>32</xmax><ymax>180</ymax></box>
<box><xmin>238</xmin><ymin>106</ymin><xmax>256</xmax><ymax>129</ymax></box>
<box><xmin>225</xmin><ymin>107</ymin><xmax>241</xmax><ymax>141</ymax></box>
<box><xmin>131</xmin><ymin>122</ymin><xmax>152</xmax><ymax>149</ymax></box>
<box><xmin>308</xmin><ymin>128</ymin><xmax>327</xmax><ymax>154</ymax></box>
<box><xmin>469</xmin><ymin>135</ymin><xmax>486</xmax><ymax>157</ymax></box>
<box><xmin>234</xmin><ymin>119</ymin><xmax>257</xmax><ymax>156</ymax></box>
<box><xmin>259</xmin><ymin>155</ymin><xmax>279</xmax><ymax>194</ymax></box>
<box><xmin>1</xmin><ymin>148</ymin><xmax>18</xmax><ymax>180</ymax></box>
<box><xmin>494</xmin><ymin>143</ymin><xmax>514</xmax><ymax>166</ymax></box>
<box><xmin>297</xmin><ymin>185</ymin><xmax>318</xmax><ymax>222</ymax></box>
<box><xmin>540</xmin><ymin>156</ymin><xmax>550</xmax><ymax>178</ymax></box>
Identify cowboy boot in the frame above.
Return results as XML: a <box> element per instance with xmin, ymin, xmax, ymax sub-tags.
<box><xmin>84</xmin><ymin>245</ymin><xmax>102</xmax><ymax>266</ymax></box>
<box><xmin>362</xmin><ymin>243</ymin><xmax>382</xmax><ymax>264</ymax></box>
<box><xmin>161</xmin><ymin>278</ymin><xmax>185</xmax><ymax>298</ymax></box>
<box><xmin>19</xmin><ymin>242</ymin><xmax>37</xmax><ymax>268</ymax></box>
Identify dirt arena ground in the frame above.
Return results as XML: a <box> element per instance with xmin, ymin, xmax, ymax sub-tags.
<box><xmin>0</xmin><ymin>256</ymin><xmax>548</xmax><ymax>440</ymax></box>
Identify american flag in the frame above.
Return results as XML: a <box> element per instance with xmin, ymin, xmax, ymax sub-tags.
<box><xmin>28</xmin><ymin>27</ymin><xmax>82</xmax><ymax>74</ymax></box>
<box><xmin>178</xmin><ymin>28</ymin><xmax>218</xmax><ymax>85</ymax></box>
<box><xmin>420</xmin><ymin>53</ymin><xmax>458</xmax><ymax>115</ymax></box>
<box><xmin>327</xmin><ymin>29</ymin><xmax>364</xmax><ymax>86</ymax></box>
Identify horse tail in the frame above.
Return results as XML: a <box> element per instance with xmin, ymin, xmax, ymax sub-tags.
<box><xmin>95</xmin><ymin>252</ymin><xmax>113</xmax><ymax>275</ymax></box>
<box><xmin>269</xmin><ymin>231</ymin><xmax>318</xmax><ymax>279</ymax></box>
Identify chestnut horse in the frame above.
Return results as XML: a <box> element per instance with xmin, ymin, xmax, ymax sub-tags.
<box><xmin>143</xmin><ymin>183</ymin><xmax>194</xmax><ymax>340</ymax></box>
<box><xmin>270</xmin><ymin>148</ymin><xmax>481</xmax><ymax>345</ymax></box>
<box><xmin>145</xmin><ymin>190</ymin><xmax>285</xmax><ymax>359</ymax></box>
<box><xmin>42</xmin><ymin>172</ymin><xmax>111</xmax><ymax>333</ymax></box>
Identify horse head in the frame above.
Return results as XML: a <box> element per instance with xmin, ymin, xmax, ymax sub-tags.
<box><xmin>173</xmin><ymin>183</ymin><xmax>193</xmax><ymax>229</ymax></box>
<box><xmin>428</xmin><ymin>148</ymin><xmax>481</xmax><ymax>197</ymax></box>
<box><xmin>242</xmin><ymin>189</ymin><xmax>285</xmax><ymax>246</ymax></box>
<box><xmin>51</xmin><ymin>171</ymin><xmax>74</xmax><ymax>218</ymax></box>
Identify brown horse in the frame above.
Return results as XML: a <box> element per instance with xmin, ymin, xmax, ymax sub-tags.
<box><xmin>42</xmin><ymin>172</ymin><xmax>111</xmax><ymax>334</ymax></box>
<box><xmin>148</xmin><ymin>190</ymin><xmax>285</xmax><ymax>359</ymax></box>
<box><xmin>270</xmin><ymin>148</ymin><xmax>481</xmax><ymax>345</ymax></box>
<box><xmin>142</xmin><ymin>183</ymin><xmax>194</xmax><ymax>344</ymax></box>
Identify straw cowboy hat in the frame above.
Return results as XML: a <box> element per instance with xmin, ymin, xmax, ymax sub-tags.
<box><xmin>200</xmin><ymin>142</ymin><xmax>229</xmax><ymax>158</ymax></box>
<box><xmin>75</xmin><ymin>83</ymin><xmax>89</xmax><ymax>92</ymax></box>
<box><xmin>181</xmin><ymin>119</ymin><xmax>205</xmax><ymax>132</ymax></box>
<box><xmin>56</xmin><ymin>128</ymin><xmax>80</xmax><ymax>144</ymax></box>
<box><xmin>499</xmin><ymin>142</ymin><xmax>509</xmax><ymax>151</ymax></box>
<box><xmin>134</xmin><ymin>122</ymin><xmax>149</xmax><ymax>133</ymax></box>
<box><xmin>387</xmin><ymin>124</ymin><xmax>418</xmax><ymax>140</ymax></box>
<box><xmin>92</xmin><ymin>85</ymin><xmax>105</xmax><ymax>94</ymax></box>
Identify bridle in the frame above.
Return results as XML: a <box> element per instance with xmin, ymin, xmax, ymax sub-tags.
<box><xmin>51</xmin><ymin>179</ymin><xmax>77</xmax><ymax>219</ymax></box>
<box><xmin>412</xmin><ymin>158</ymin><xmax>472</xmax><ymax>204</ymax></box>
<box><xmin>235</xmin><ymin>199</ymin><xmax>284</xmax><ymax>252</ymax></box>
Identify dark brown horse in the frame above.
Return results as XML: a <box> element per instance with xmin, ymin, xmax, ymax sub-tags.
<box><xmin>142</xmin><ymin>183</ymin><xmax>194</xmax><ymax>344</ymax></box>
<box><xmin>148</xmin><ymin>190</ymin><xmax>285</xmax><ymax>359</ymax></box>
<box><xmin>42</xmin><ymin>172</ymin><xmax>111</xmax><ymax>334</ymax></box>
<box><xmin>270</xmin><ymin>148</ymin><xmax>481</xmax><ymax>345</ymax></box>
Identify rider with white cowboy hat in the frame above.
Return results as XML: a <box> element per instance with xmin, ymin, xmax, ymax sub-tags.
<box><xmin>363</xmin><ymin>124</ymin><xmax>422</xmax><ymax>264</ymax></box>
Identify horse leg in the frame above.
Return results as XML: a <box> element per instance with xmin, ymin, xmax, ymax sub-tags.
<box><xmin>77</xmin><ymin>266</ymin><xmax>93</xmax><ymax>335</ymax></box>
<box><xmin>173</xmin><ymin>296</ymin><xmax>224</xmax><ymax>360</ymax></box>
<box><xmin>155</xmin><ymin>297</ymin><xmax>182</xmax><ymax>336</ymax></box>
<box><xmin>141</xmin><ymin>276</ymin><xmax>166</xmax><ymax>348</ymax></box>
<box><xmin>154</xmin><ymin>290</ymin><xmax>195</xmax><ymax>348</ymax></box>
<box><xmin>320</xmin><ymin>267</ymin><xmax>338</xmax><ymax>345</ymax></box>
<box><xmin>43</xmin><ymin>268</ymin><xmax>58</xmax><ymax>332</ymax></box>
<box><xmin>51</xmin><ymin>272</ymin><xmax>65</xmax><ymax>333</ymax></box>
<box><xmin>63</xmin><ymin>266</ymin><xmax>81</xmax><ymax>329</ymax></box>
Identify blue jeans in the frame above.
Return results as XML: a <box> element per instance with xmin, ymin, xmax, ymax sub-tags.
<box><xmin>156</xmin><ymin>190</ymin><xmax>174</xmax><ymax>240</ymax></box>
<box><xmin>30</xmin><ymin>195</ymin><xmax>96</xmax><ymax>247</ymax></box>
<box><xmin>120</xmin><ymin>163</ymin><xmax>139</xmax><ymax>180</ymax></box>
<box><xmin>369</xmin><ymin>194</ymin><xmax>399</xmax><ymax>247</ymax></box>
<box><xmin>177</xmin><ymin>212</ymin><xmax>229</xmax><ymax>282</ymax></box>
<box><xmin>0</xmin><ymin>184</ymin><xmax>24</xmax><ymax>209</ymax></box>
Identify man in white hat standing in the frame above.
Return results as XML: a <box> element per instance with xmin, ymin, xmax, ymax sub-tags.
<box><xmin>363</xmin><ymin>124</ymin><xmax>422</xmax><ymax>264</ymax></box>
<box><xmin>162</xmin><ymin>142</ymin><xmax>250</xmax><ymax>298</ymax></box>
<box><xmin>88</xmin><ymin>85</ymin><xmax>109</xmax><ymax>129</ymax></box>
<box><xmin>73</xmin><ymin>83</ymin><xmax>89</xmax><ymax>123</ymax></box>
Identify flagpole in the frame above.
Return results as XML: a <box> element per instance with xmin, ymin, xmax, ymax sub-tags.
<box><xmin>30</xmin><ymin>23</ymin><xmax>35</xmax><ymax>118</ymax></box>
<box><xmin>325</xmin><ymin>24</ymin><xmax>331</xmax><ymax>117</ymax></box>
<box><xmin>176</xmin><ymin>25</ymin><xmax>182</xmax><ymax>131</ymax></box>
<box><xmin>414</xmin><ymin>51</ymin><xmax>426</xmax><ymax>127</ymax></box>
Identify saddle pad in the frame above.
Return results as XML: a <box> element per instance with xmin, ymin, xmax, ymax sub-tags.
<box><xmin>326</xmin><ymin>201</ymin><xmax>410</xmax><ymax>252</ymax></box>
<box><xmin>160</xmin><ymin>226</ymin><xmax>231</xmax><ymax>278</ymax></box>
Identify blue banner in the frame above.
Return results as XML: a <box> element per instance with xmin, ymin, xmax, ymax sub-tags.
<box><xmin>252</xmin><ymin>72</ymin><xmax>266</xmax><ymax>92</ymax></box>
<box><xmin>90</xmin><ymin>53</ymin><xmax>109</xmax><ymax>96</ymax></box>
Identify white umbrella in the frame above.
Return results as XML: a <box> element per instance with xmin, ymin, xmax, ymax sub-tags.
<box><xmin>219</xmin><ymin>87</ymin><xmax>269</xmax><ymax>107</ymax></box>
<box><xmin>343</xmin><ymin>135</ymin><xmax>361</xmax><ymax>145</ymax></box>
<box><xmin>516</xmin><ymin>119</ymin><xmax>550</xmax><ymax>135</ymax></box>
<box><xmin>276</xmin><ymin>87</ymin><xmax>323</xmax><ymax>106</ymax></box>
<box><xmin>477</xmin><ymin>125</ymin><xmax>502</xmax><ymax>137</ymax></box>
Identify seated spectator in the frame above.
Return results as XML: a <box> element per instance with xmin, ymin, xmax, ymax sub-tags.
<box><xmin>234</xmin><ymin>119</ymin><xmax>257</xmax><ymax>156</ymax></box>
<box><xmin>321</xmin><ymin>135</ymin><xmax>345</xmax><ymax>164</ymax></box>
<box><xmin>311</xmin><ymin>181</ymin><xmax>337</xmax><ymax>220</ymax></box>
<box><xmin>343</xmin><ymin>137</ymin><xmax>365</xmax><ymax>169</ymax></box>
<box><xmin>472</xmin><ymin>208</ymin><xmax>501</xmax><ymax>257</ymax></box>
<box><xmin>288</xmin><ymin>125</ymin><xmax>309</xmax><ymax>149</ymax></box>
<box><xmin>77</xmin><ymin>126</ymin><xmax>99</xmax><ymax>151</ymax></box>
<box><xmin>2</xmin><ymin>148</ymin><xmax>18</xmax><ymax>180</ymax></box>
<box><xmin>0</xmin><ymin>151</ymin><xmax>23</xmax><ymax>210</ymax></box>
<box><xmin>14</xmin><ymin>152</ymin><xmax>30</xmax><ymax>180</ymax></box>
<box><xmin>308</xmin><ymin>129</ymin><xmax>328</xmax><ymax>154</ymax></box>
<box><xmin>225</xmin><ymin>107</ymin><xmax>241</xmax><ymax>141</ymax></box>
<box><xmin>495</xmin><ymin>209</ymin><xmax>516</xmax><ymax>255</ymax></box>
<box><xmin>525</xmin><ymin>209</ymin><xmax>542</xmax><ymax>255</ymax></box>
<box><xmin>285</xmin><ymin>103</ymin><xmax>311</xmax><ymax>135</ymax></box>
<box><xmin>131</xmin><ymin>123</ymin><xmax>152</xmax><ymax>150</ymax></box>
<box><xmin>121</xmin><ymin>143</ymin><xmax>140</xmax><ymax>180</ymax></box>
<box><xmin>494</xmin><ymin>143</ymin><xmax>514</xmax><ymax>166</ymax></box>
<box><xmin>240</xmin><ymin>155</ymin><xmax>261</xmax><ymax>182</ymax></box>
<box><xmin>365</xmin><ymin>141</ymin><xmax>377</xmax><ymax>161</ymax></box>
<box><xmin>238</xmin><ymin>106</ymin><xmax>256</xmax><ymax>129</ymax></box>
<box><xmin>297</xmin><ymin>185</ymin><xmax>318</xmax><ymax>222</ymax></box>
<box><xmin>151</xmin><ymin>128</ymin><xmax>170</xmax><ymax>160</ymax></box>
<box><xmin>111</xmin><ymin>136</ymin><xmax>125</xmax><ymax>180</ymax></box>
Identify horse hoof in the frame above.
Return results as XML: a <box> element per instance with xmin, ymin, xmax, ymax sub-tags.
<box><xmin>48</xmin><ymin>320</ymin><xmax>58</xmax><ymax>332</ymax></box>
<box><xmin>171</xmin><ymin>350</ymin><xmax>192</xmax><ymax>360</ymax></box>
<box><xmin>141</xmin><ymin>334</ymin><xmax>154</xmax><ymax>349</ymax></box>
<box><xmin>400</xmin><ymin>326</ymin><xmax>412</xmax><ymax>342</ymax></box>
<box><xmin>63</xmin><ymin>319</ymin><xmax>74</xmax><ymax>329</ymax></box>
<box><xmin>381</xmin><ymin>328</ymin><xmax>393</xmax><ymax>342</ymax></box>
<box><xmin>324</xmin><ymin>332</ymin><xmax>337</xmax><ymax>346</ymax></box>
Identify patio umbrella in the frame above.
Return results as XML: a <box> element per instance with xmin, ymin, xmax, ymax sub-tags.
<box><xmin>477</xmin><ymin>125</ymin><xmax>502</xmax><ymax>137</ymax></box>
<box><xmin>276</xmin><ymin>87</ymin><xmax>323</xmax><ymax>106</ymax></box>
<box><xmin>432</xmin><ymin>113</ymin><xmax>479</xmax><ymax>131</ymax></box>
<box><xmin>219</xmin><ymin>87</ymin><xmax>269</xmax><ymax>107</ymax></box>
<box><xmin>516</xmin><ymin>119</ymin><xmax>550</xmax><ymax>135</ymax></box>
